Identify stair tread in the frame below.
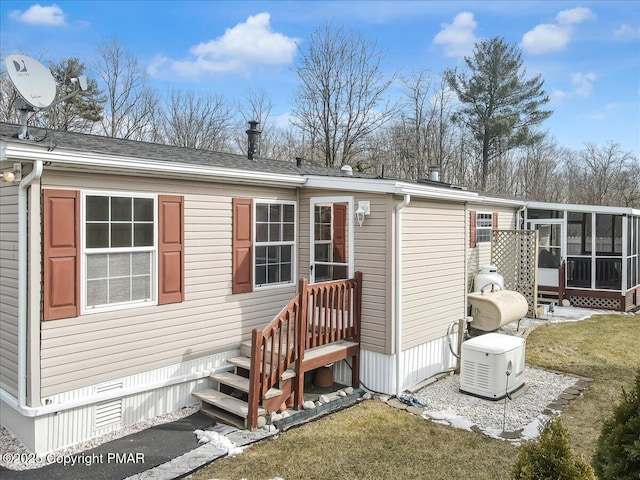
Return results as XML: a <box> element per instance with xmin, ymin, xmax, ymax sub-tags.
<box><xmin>210</xmin><ymin>372</ymin><xmax>283</xmax><ymax>399</ymax></box>
<box><xmin>304</xmin><ymin>339</ymin><xmax>358</xmax><ymax>361</ymax></box>
<box><xmin>228</xmin><ymin>357</ymin><xmax>296</xmax><ymax>381</ymax></box>
<box><xmin>193</xmin><ymin>389</ymin><xmax>265</xmax><ymax>417</ymax></box>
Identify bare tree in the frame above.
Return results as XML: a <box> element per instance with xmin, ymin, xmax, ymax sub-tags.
<box><xmin>40</xmin><ymin>57</ymin><xmax>104</xmax><ymax>132</ymax></box>
<box><xmin>93</xmin><ymin>37</ymin><xmax>157</xmax><ymax>140</ymax></box>
<box><xmin>232</xmin><ymin>88</ymin><xmax>275</xmax><ymax>157</ymax></box>
<box><xmin>291</xmin><ymin>22</ymin><xmax>397</xmax><ymax>167</ymax></box>
<box><xmin>565</xmin><ymin>142</ymin><xmax>639</xmax><ymax>207</ymax></box>
<box><xmin>445</xmin><ymin>37</ymin><xmax>552</xmax><ymax>191</ymax></box>
<box><xmin>156</xmin><ymin>88</ymin><xmax>232</xmax><ymax>151</ymax></box>
<box><xmin>512</xmin><ymin>139</ymin><xmax>566</xmax><ymax>202</ymax></box>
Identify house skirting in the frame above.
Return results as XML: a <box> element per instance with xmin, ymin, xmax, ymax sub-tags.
<box><xmin>1</xmin><ymin>349</ymin><xmax>238</xmax><ymax>454</ymax></box>
<box><xmin>333</xmin><ymin>335</ymin><xmax>458</xmax><ymax>395</ymax></box>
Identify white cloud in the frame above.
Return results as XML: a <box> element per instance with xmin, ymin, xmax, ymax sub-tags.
<box><xmin>521</xmin><ymin>24</ymin><xmax>571</xmax><ymax>54</ymax></box>
<box><xmin>8</xmin><ymin>3</ymin><xmax>66</xmax><ymax>26</ymax></box>
<box><xmin>556</xmin><ymin>7</ymin><xmax>594</xmax><ymax>25</ymax></box>
<box><xmin>520</xmin><ymin>7</ymin><xmax>594</xmax><ymax>55</ymax></box>
<box><xmin>571</xmin><ymin>72</ymin><xmax>597</xmax><ymax>97</ymax></box>
<box><xmin>432</xmin><ymin>12</ymin><xmax>478</xmax><ymax>58</ymax></box>
<box><xmin>614</xmin><ymin>23</ymin><xmax>640</xmax><ymax>40</ymax></box>
<box><xmin>169</xmin><ymin>13</ymin><xmax>299</xmax><ymax>77</ymax></box>
<box><xmin>147</xmin><ymin>55</ymin><xmax>168</xmax><ymax>77</ymax></box>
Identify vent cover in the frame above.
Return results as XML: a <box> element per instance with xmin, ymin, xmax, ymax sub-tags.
<box><xmin>94</xmin><ymin>381</ymin><xmax>124</xmax><ymax>430</ymax></box>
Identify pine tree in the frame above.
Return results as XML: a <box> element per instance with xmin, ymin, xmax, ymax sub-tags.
<box><xmin>593</xmin><ymin>370</ymin><xmax>640</xmax><ymax>479</ymax></box>
<box><xmin>445</xmin><ymin>37</ymin><xmax>552</xmax><ymax>191</ymax></box>
<box><xmin>512</xmin><ymin>416</ymin><xmax>595</xmax><ymax>480</ymax></box>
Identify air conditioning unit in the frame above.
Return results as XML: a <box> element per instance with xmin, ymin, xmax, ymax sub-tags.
<box><xmin>459</xmin><ymin>333</ymin><xmax>526</xmax><ymax>401</ymax></box>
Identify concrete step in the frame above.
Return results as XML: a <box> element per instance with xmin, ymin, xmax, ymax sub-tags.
<box><xmin>210</xmin><ymin>372</ymin><xmax>283</xmax><ymax>399</ymax></box>
<box><xmin>227</xmin><ymin>356</ymin><xmax>296</xmax><ymax>381</ymax></box>
<box><xmin>193</xmin><ymin>388</ymin><xmax>265</xmax><ymax>419</ymax></box>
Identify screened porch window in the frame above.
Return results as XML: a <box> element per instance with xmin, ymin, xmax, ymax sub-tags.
<box><xmin>84</xmin><ymin>194</ymin><xmax>155</xmax><ymax>310</ymax></box>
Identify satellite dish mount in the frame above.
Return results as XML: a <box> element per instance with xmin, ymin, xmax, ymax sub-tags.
<box><xmin>3</xmin><ymin>54</ymin><xmax>88</xmax><ymax>140</ymax></box>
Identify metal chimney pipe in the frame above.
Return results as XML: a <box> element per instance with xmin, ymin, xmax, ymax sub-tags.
<box><xmin>246</xmin><ymin>120</ymin><xmax>261</xmax><ymax>161</ymax></box>
<box><xmin>429</xmin><ymin>165</ymin><xmax>440</xmax><ymax>182</ymax></box>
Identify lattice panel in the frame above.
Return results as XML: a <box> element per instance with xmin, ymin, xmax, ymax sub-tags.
<box><xmin>569</xmin><ymin>295</ymin><xmax>620</xmax><ymax>311</ymax></box>
<box><xmin>492</xmin><ymin>230</ymin><xmax>538</xmax><ymax>317</ymax></box>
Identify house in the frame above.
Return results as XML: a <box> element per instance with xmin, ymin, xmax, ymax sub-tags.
<box><xmin>1</xmin><ymin>122</ymin><xmax>638</xmax><ymax>454</ymax></box>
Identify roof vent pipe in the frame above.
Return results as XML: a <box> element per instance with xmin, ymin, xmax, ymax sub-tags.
<box><xmin>296</xmin><ymin>157</ymin><xmax>303</xmax><ymax>167</ymax></box>
<box><xmin>246</xmin><ymin>120</ymin><xmax>261</xmax><ymax>161</ymax></box>
<box><xmin>429</xmin><ymin>165</ymin><xmax>440</xmax><ymax>182</ymax></box>
<box><xmin>341</xmin><ymin>165</ymin><xmax>353</xmax><ymax>176</ymax></box>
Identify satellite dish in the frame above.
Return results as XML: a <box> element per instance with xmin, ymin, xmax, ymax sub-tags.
<box><xmin>4</xmin><ymin>54</ymin><xmax>56</xmax><ymax>109</ymax></box>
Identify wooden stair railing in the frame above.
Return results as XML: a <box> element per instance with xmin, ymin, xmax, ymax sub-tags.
<box><xmin>247</xmin><ymin>287</ymin><xmax>302</xmax><ymax>430</ymax></box>
<box><xmin>247</xmin><ymin>272</ymin><xmax>362</xmax><ymax>430</ymax></box>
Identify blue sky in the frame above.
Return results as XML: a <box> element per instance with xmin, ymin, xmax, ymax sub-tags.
<box><xmin>1</xmin><ymin>1</ymin><xmax>639</xmax><ymax>155</ymax></box>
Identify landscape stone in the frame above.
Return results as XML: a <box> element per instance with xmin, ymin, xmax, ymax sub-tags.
<box><xmin>257</xmin><ymin>416</ymin><xmax>266</xmax><ymax>428</ymax></box>
<box><xmin>344</xmin><ymin>387</ymin><xmax>354</xmax><ymax>394</ymax></box>
<box><xmin>303</xmin><ymin>400</ymin><xmax>316</xmax><ymax>409</ymax></box>
<box><xmin>407</xmin><ymin>406</ymin><xmax>424</xmax><ymax>415</ymax></box>
<box><xmin>337</xmin><ymin>390</ymin><xmax>347</xmax><ymax>397</ymax></box>
<box><xmin>387</xmin><ymin>398</ymin><xmax>408</xmax><ymax>410</ymax></box>
<box><xmin>319</xmin><ymin>394</ymin><xmax>331</xmax><ymax>404</ymax></box>
<box><xmin>362</xmin><ymin>392</ymin><xmax>372</xmax><ymax>400</ymax></box>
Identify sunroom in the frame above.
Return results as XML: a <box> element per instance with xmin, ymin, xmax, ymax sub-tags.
<box><xmin>523</xmin><ymin>202</ymin><xmax>640</xmax><ymax>312</ymax></box>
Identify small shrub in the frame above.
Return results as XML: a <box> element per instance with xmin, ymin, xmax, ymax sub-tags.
<box><xmin>512</xmin><ymin>416</ymin><xmax>596</xmax><ymax>480</ymax></box>
<box><xmin>592</xmin><ymin>369</ymin><xmax>640</xmax><ymax>480</ymax></box>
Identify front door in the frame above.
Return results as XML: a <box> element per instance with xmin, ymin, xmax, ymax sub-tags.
<box><xmin>310</xmin><ymin>197</ymin><xmax>354</xmax><ymax>284</ymax></box>
<box><xmin>530</xmin><ymin>220</ymin><xmax>563</xmax><ymax>287</ymax></box>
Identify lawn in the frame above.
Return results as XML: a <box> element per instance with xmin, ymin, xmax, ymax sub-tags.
<box><xmin>188</xmin><ymin>313</ymin><xmax>638</xmax><ymax>480</ymax></box>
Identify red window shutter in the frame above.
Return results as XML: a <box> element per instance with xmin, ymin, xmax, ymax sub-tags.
<box><xmin>158</xmin><ymin>195</ymin><xmax>184</xmax><ymax>304</ymax></box>
<box><xmin>492</xmin><ymin>212</ymin><xmax>499</xmax><ymax>229</ymax></box>
<box><xmin>232</xmin><ymin>198</ymin><xmax>253</xmax><ymax>294</ymax></box>
<box><xmin>43</xmin><ymin>189</ymin><xmax>80</xmax><ymax>320</ymax></box>
<box><xmin>469</xmin><ymin>211</ymin><xmax>477</xmax><ymax>248</ymax></box>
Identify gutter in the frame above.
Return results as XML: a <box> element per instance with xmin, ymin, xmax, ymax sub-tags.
<box><xmin>18</xmin><ymin>161</ymin><xmax>43</xmax><ymax>409</ymax></box>
<box><xmin>395</xmin><ymin>194</ymin><xmax>410</xmax><ymax>395</ymax></box>
<box><xmin>6</xmin><ymin>144</ymin><xmax>306</xmax><ymax>188</ymax></box>
<box><xmin>1</xmin><ymin>364</ymin><xmax>233</xmax><ymax>417</ymax></box>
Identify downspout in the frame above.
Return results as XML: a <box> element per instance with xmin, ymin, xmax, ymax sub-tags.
<box><xmin>18</xmin><ymin>161</ymin><xmax>43</xmax><ymax>408</ymax></box>
<box><xmin>395</xmin><ymin>194</ymin><xmax>410</xmax><ymax>396</ymax></box>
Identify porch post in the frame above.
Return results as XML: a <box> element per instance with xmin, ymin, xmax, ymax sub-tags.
<box><xmin>294</xmin><ymin>277</ymin><xmax>309</xmax><ymax>408</ymax></box>
<box><xmin>351</xmin><ymin>271</ymin><xmax>362</xmax><ymax>388</ymax></box>
<box><xmin>247</xmin><ymin>328</ymin><xmax>263</xmax><ymax>430</ymax></box>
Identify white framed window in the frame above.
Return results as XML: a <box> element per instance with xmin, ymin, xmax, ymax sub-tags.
<box><xmin>254</xmin><ymin>200</ymin><xmax>296</xmax><ymax>288</ymax></box>
<box><xmin>82</xmin><ymin>192</ymin><xmax>157</xmax><ymax>313</ymax></box>
<box><xmin>476</xmin><ymin>212</ymin><xmax>493</xmax><ymax>243</ymax></box>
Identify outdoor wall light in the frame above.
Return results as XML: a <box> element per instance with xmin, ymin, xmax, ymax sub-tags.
<box><xmin>355</xmin><ymin>200</ymin><xmax>371</xmax><ymax>227</ymax></box>
<box><xmin>1</xmin><ymin>163</ymin><xmax>22</xmax><ymax>183</ymax></box>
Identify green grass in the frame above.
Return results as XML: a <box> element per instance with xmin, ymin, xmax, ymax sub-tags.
<box><xmin>524</xmin><ymin>313</ymin><xmax>639</xmax><ymax>461</ymax></box>
<box><xmin>189</xmin><ymin>313</ymin><xmax>639</xmax><ymax>480</ymax></box>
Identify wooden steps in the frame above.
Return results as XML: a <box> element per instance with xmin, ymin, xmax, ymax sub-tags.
<box><xmin>210</xmin><ymin>371</ymin><xmax>283</xmax><ymax>399</ymax></box>
<box><xmin>227</xmin><ymin>357</ymin><xmax>296</xmax><ymax>381</ymax></box>
<box><xmin>193</xmin><ymin>389</ymin><xmax>265</xmax><ymax>429</ymax></box>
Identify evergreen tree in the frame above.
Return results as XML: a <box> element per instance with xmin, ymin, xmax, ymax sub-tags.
<box><xmin>512</xmin><ymin>416</ymin><xmax>595</xmax><ymax>480</ymax></box>
<box><xmin>593</xmin><ymin>370</ymin><xmax>640</xmax><ymax>479</ymax></box>
<box><xmin>445</xmin><ymin>37</ymin><xmax>552</xmax><ymax>191</ymax></box>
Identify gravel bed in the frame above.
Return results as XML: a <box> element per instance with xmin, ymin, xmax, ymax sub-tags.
<box><xmin>0</xmin><ymin>404</ymin><xmax>200</xmax><ymax>471</ymax></box>
<box><xmin>413</xmin><ymin>366</ymin><xmax>578</xmax><ymax>443</ymax></box>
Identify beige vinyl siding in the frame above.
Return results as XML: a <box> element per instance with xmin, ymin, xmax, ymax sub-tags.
<box><xmin>466</xmin><ymin>205</ymin><xmax>518</xmax><ymax>290</ymax></box>
<box><xmin>298</xmin><ymin>189</ymin><xmax>392</xmax><ymax>354</ymax></box>
<box><xmin>402</xmin><ymin>199</ymin><xmax>466</xmax><ymax>350</ymax></box>
<box><xmin>39</xmin><ymin>171</ymin><xmax>297</xmax><ymax>397</ymax></box>
<box><xmin>0</xmin><ymin>183</ymin><xmax>19</xmax><ymax>397</ymax></box>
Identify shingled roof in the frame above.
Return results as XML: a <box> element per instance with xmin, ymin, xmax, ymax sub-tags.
<box><xmin>0</xmin><ymin>122</ymin><xmax>375</xmax><ymax>179</ymax></box>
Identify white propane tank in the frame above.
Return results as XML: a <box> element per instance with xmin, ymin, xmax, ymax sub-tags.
<box><xmin>474</xmin><ymin>265</ymin><xmax>504</xmax><ymax>292</ymax></box>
